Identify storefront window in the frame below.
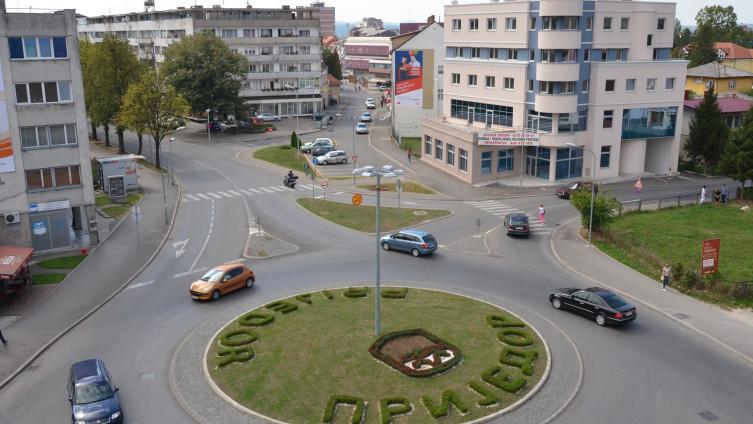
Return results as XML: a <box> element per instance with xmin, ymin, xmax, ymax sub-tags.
<box><xmin>481</xmin><ymin>151</ymin><xmax>492</xmax><ymax>175</ymax></box>
<box><xmin>622</xmin><ymin>107</ymin><xmax>677</xmax><ymax>139</ymax></box>
<box><xmin>450</xmin><ymin>99</ymin><xmax>513</xmax><ymax>126</ymax></box>
<box><xmin>424</xmin><ymin>135</ymin><xmax>432</xmax><ymax>155</ymax></box>
<box><xmin>525</xmin><ymin>146</ymin><xmax>550</xmax><ymax>179</ymax></box>
<box><xmin>447</xmin><ymin>144</ymin><xmax>455</xmax><ymax>166</ymax></box>
<box><xmin>555</xmin><ymin>147</ymin><xmax>583</xmax><ymax>180</ymax></box>
<box><xmin>497</xmin><ymin>149</ymin><xmax>514</xmax><ymax>172</ymax></box>
<box><xmin>435</xmin><ymin>140</ymin><xmax>443</xmax><ymax>161</ymax></box>
<box><xmin>459</xmin><ymin>148</ymin><xmax>468</xmax><ymax>171</ymax></box>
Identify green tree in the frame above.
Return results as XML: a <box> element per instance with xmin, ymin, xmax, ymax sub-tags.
<box><xmin>290</xmin><ymin>131</ymin><xmax>299</xmax><ymax>149</ymax></box>
<box><xmin>160</xmin><ymin>32</ymin><xmax>248</xmax><ymax>117</ymax></box>
<box><xmin>323</xmin><ymin>48</ymin><xmax>342</xmax><ymax>80</ymax></box>
<box><xmin>688</xmin><ymin>23</ymin><xmax>717</xmax><ymax>67</ymax></box>
<box><xmin>685</xmin><ymin>87</ymin><xmax>729</xmax><ymax>170</ymax></box>
<box><xmin>695</xmin><ymin>5</ymin><xmax>738</xmax><ymax>43</ymax></box>
<box><xmin>79</xmin><ymin>39</ymin><xmax>100</xmax><ymax>141</ymax></box>
<box><xmin>671</xmin><ymin>19</ymin><xmax>693</xmax><ymax>58</ymax></box>
<box><xmin>117</xmin><ymin>70</ymin><xmax>190</xmax><ymax>168</ymax></box>
<box><xmin>720</xmin><ymin>107</ymin><xmax>753</xmax><ymax>199</ymax></box>
<box><xmin>570</xmin><ymin>191</ymin><xmax>619</xmax><ymax>231</ymax></box>
<box><xmin>82</xmin><ymin>36</ymin><xmax>142</xmax><ymax>152</ymax></box>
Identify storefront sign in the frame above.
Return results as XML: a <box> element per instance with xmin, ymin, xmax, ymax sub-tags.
<box><xmin>29</xmin><ymin>200</ymin><xmax>71</xmax><ymax>213</ymax></box>
<box><xmin>478</xmin><ymin>131</ymin><xmax>540</xmax><ymax>146</ymax></box>
<box><xmin>32</xmin><ymin>222</ymin><xmax>48</xmax><ymax>236</ymax></box>
<box><xmin>701</xmin><ymin>238</ymin><xmax>720</xmax><ymax>275</ymax></box>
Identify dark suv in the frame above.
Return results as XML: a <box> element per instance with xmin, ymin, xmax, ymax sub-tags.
<box><xmin>68</xmin><ymin>359</ymin><xmax>123</xmax><ymax>424</ymax></box>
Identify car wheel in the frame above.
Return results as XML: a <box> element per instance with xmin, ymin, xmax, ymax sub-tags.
<box><xmin>595</xmin><ymin>313</ymin><xmax>607</xmax><ymax>326</ymax></box>
<box><xmin>382</xmin><ymin>242</ymin><xmax>390</xmax><ymax>251</ymax></box>
<box><xmin>245</xmin><ymin>278</ymin><xmax>254</xmax><ymax>289</ymax></box>
<box><xmin>321</xmin><ymin>160</ymin><xmax>327</xmax><ymax>165</ymax></box>
<box><xmin>551</xmin><ymin>297</ymin><xmax>562</xmax><ymax>309</ymax></box>
<box><xmin>212</xmin><ymin>290</ymin><xmax>221</xmax><ymax>301</ymax></box>
<box><xmin>411</xmin><ymin>248</ymin><xmax>420</xmax><ymax>257</ymax></box>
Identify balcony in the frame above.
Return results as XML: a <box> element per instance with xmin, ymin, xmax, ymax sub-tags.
<box><xmin>534</xmin><ymin>93</ymin><xmax>577</xmax><ymax>114</ymax></box>
<box><xmin>539</xmin><ymin>0</ymin><xmax>583</xmax><ymax>16</ymax></box>
<box><xmin>538</xmin><ymin>30</ymin><xmax>581</xmax><ymax>50</ymax></box>
<box><xmin>536</xmin><ymin>63</ymin><xmax>580</xmax><ymax>82</ymax></box>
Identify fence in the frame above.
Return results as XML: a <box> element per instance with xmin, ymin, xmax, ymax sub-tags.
<box><xmin>617</xmin><ymin>186</ymin><xmax>743</xmax><ymax>215</ymax></box>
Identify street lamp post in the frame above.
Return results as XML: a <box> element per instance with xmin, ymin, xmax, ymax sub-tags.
<box><xmin>566</xmin><ymin>143</ymin><xmax>596</xmax><ymax>246</ymax></box>
<box><xmin>206</xmin><ymin>108</ymin><xmax>211</xmax><ymax>143</ymax></box>
<box><xmin>352</xmin><ymin>165</ymin><xmax>404</xmax><ymax>336</ymax></box>
<box><xmin>166</xmin><ymin>126</ymin><xmax>186</xmax><ymax>186</ymax></box>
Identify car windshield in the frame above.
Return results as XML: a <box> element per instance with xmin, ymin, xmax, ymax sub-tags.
<box><xmin>601</xmin><ymin>292</ymin><xmax>628</xmax><ymax>308</ymax></box>
<box><xmin>200</xmin><ymin>268</ymin><xmax>224</xmax><ymax>282</ymax></box>
<box><xmin>510</xmin><ymin>215</ymin><xmax>528</xmax><ymax>224</ymax></box>
<box><xmin>75</xmin><ymin>382</ymin><xmax>113</xmax><ymax>404</ymax></box>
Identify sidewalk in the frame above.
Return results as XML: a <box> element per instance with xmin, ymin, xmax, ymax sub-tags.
<box><xmin>551</xmin><ymin>218</ymin><xmax>753</xmax><ymax>368</ymax></box>
<box><xmin>0</xmin><ymin>149</ymin><xmax>180</xmax><ymax>387</ymax></box>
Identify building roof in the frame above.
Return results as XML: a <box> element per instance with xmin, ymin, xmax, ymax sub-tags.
<box><xmin>686</xmin><ymin>62</ymin><xmax>753</xmax><ymax>79</ymax></box>
<box><xmin>714</xmin><ymin>42</ymin><xmax>753</xmax><ymax>60</ymax></box>
<box><xmin>684</xmin><ymin>96</ymin><xmax>753</xmax><ymax>114</ymax></box>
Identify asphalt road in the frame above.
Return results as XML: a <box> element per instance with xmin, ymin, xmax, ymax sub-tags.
<box><xmin>0</xmin><ymin>88</ymin><xmax>750</xmax><ymax>424</ymax></box>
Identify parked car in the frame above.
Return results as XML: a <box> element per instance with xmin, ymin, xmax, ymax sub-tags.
<box><xmin>503</xmin><ymin>213</ymin><xmax>530</xmax><ymax>237</ymax></box>
<box><xmin>555</xmin><ymin>181</ymin><xmax>599</xmax><ymax>199</ymax></box>
<box><xmin>189</xmin><ymin>264</ymin><xmax>255</xmax><ymax>301</ymax></box>
<box><xmin>208</xmin><ymin>121</ymin><xmax>223</xmax><ymax>132</ymax></box>
<box><xmin>380</xmin><ymin>229</ymin><xmax>438</xmax><ymax>257</ymax></box>
<box><xmin>360</xmin><ymin>112</ymin><xmax>372</xmax><ymax>122</ymax></box>
<box><xmin>316</xmin><ymin>150</ymin><xmax>348</xmax><ymax>165</ymax></box>
<box><xmin>68</xmin><ymin>359</ymin><xmax>124</xmax><ymax>424</ymax></box>
<box><xmin>257</xmin><ymin>112</ymin><xmax>281</xmax><ymax>122</ymax></box>
<box><xmin>300</xmin><ymin>138</ymin><xmax>334</xmax><ymax>153</ymax></box>
<box><xmin>356</xmin><ymin>123</ymin><xmax>369</xmax><ymax>134</ymax></box>
<box><xmin>549</xmin><ymin>287</ymin><xmax>637</xmax><ymax>326</ymax></box>
<box><xmin>311</xmin><ymin>144</ymin><xmax>336</xmax><ymax>157</ymax></box>
<box><xmin>365</xmin><ymin>98</ymin><xmax>376</xmax><ymax>109</ymax></box>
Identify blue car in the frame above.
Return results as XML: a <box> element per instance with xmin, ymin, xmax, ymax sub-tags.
<box><xmin>68</xmin><ymin>359</ymin><xmax>123</xmax><ymax>424</ymax></box>
<box><xmin>380</xmin><ymin>229</ymin><xmax>438</xmax><ymax>257</ymax></box>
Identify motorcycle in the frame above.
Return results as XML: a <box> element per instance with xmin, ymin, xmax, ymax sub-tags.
<box><xmin>283</xmin><ymin>174</ymin><xmax>298</xmax><ymax>189</ymax></box>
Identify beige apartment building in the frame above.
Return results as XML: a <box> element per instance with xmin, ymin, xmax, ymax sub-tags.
<box><xmin>421</xmin><ymin>0</ymin><xmax>686</xmax><ymax>185</ymax></box>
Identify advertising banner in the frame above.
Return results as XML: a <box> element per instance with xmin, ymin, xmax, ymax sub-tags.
<box><xmin>394</xmin><ymin>50</ymin><xmax>423</xmax><ymax>107</ymax></box>
<box><xmin>0</xmin><ymin>62</ymin><xmax>14</xmax><ymax>173</ymax></box>
<box><xmin>478</xmin><ymin>131</ymin><xmax>540</xmax><ymax>146</ymax></box>
<box><xmin>701</xmin><ymin>238</ymin><xmax>720</xmax><ymax>275</ymax></box>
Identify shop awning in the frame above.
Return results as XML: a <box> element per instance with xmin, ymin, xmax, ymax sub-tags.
<box><xmin>0</xmin><ymin>246</ymin><xmax>33</xmax><ymax>279</ymax></box>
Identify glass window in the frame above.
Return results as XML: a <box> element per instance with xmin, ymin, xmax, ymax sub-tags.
<box><xmin>459</xmin><ymin>148</ymin><xmax>468</xmax><ymax>171</ymax></box>
<box><xmin>37</xmin><ymin>126</ymin><xmax>48</xmax><ymax>146</ymax></box>
<box><xmin>58</xmin><ymin>81</ymin><xmax>72</xmax><ymax>101</ymax></box>
<box><xmin>447</xmin><ymin>144</ymin><xmax>455</xmax><ymax>166</ymax></box>
<box><xmin>600</xmin><ymin>146</ymin><xmax>611</xmax><ymax>168</ymax></box>
<box><xmin>490</xmin><ymin>48</ymin><xmax>499</xmax><ymax>59</ymax></box>
<box><xmin>564</xmin><ymin>17</ymin><xmax>578</xmax><ymax>30</ymax></box>
<box><xmin>603</xmin><ymin>110</ymin><xmax>614</xmax><ymax>128</ymax></box>
<box><xmin>585</xmin><ymin>16</ymin><xmax>593</xmax><ymax>31</ymax></box>
<box><xmin>530</xmin><ymin>17</ymin><xmax>536</xmax><ymax>30</ymax></box>
<box><xmin>528</xmin><ymin>79</ymin><xmax>534</xmax><ymax>91</ymax></box>
<box><xmin>728</xmin><ymin>80</ymin><xmax>736</xmax><ymax>89</ymax></box>
<box><xmin>666</xmin><ymin>77</ymin><xmax>675</xmax><ymax>90</ymax></box>
<box><xmin>622</xmin><ymin>107</ymin><xmax>678</xmax><ymax>139</ymax></box>
<box><xmin>53</xmin><ymin>37</ymin><xmax>67</xmax><ymax>57</ymax></box>
<box><xmin>497</xmin><ymin>149</ymin><xmax>514</xmax><ymax>172</ymax></box>
<box><xmin>8</xmin><ymin>37</ymin><xmax>24</xmax><ymax>59</ymax></box>
<box><xmin>646</xmin><ymin>78</ymin><xmax>656</xmax><ymax>91</ymax></box>
<box><xmin>26</xmin><ymin>170</ymin><xmax>43</xmax><ymax>189</ymax></box>
<box><xmin>562</xmin><ymin>81</ymin><xmax>575</xmax><ymax>94</ymax></box>
<box><xmin>647</xmin><ymin>34</ymin><xmax>653</xmax><ymax>46</ymax></box>
<box><xmin>20</xmin><ymin>127</ymin><xmax>39</xmax><ymax>148</ymax></box>
<box><xmin>507</xmin><ymin>49</ymin><xmax>518</xmax><ymax>60</ymax></box>
<box><xmin>487</xmin><ymin>18</ymin><xmax>497</xmax><ymax>30</ymax></box>
<box><xmin>44</xmin><ymin>82</ymin><xmax>59</xmax><ymax>103</ymax></box>
<box><xmin>29</xmin><ymin>83</ymin><xmax>44</xmax><ymax>103</ymax></box>
<box><xmin>620</xmin><ymin>17</ymin><xmax>629</xmax><ymax>30</ymax></box>
<box><xmin>481</xmin><ymin>151</ymin><xmax>492</xmax><ymax>175</ymax></box>
<box><xmin>435</xmin><ymin>140</ymin><xmax>443</xmax><ymax>161</ymax></box>
<box><xmin>542</xmin><ymin>17</ymin><xmax>554</xmax><ymax>30</ymax></box>
<box><xmin>584</xmin><ymin>48</ymin><xmax>590</xmax><ymax>61</ymax></box>
<box><xmin>600</xmin><ymin>49</ymin><xmax>608</xmax><ymax>61</ymax></box>
<box><xmin>605</xmin><ymin>79</ymin><xmax>615</xmax><ymax>92</ymax></box>
<box><xmin>452</xmin><ymin>19</ymin><xmax>461</xmax><ymax>31</ymax></box>
<box><xmin>23</xmin><ymin>37</ymin><xmax>37</xmax><ymax>58</ymax></box>
<box><xmin>603</xmin><ymin>17</ymin><xmax>612</xmax><ymax>30</ymax></box>
<box><xmin>468</xmin><ymin>75</ymin><xmax>477</xmax><ymax>86</ymax></box>
<box><xmin>38</xmin><ymin>38</ymin><xmax>52</xmax><ymax>57</ymax></box>
<box><xmin>54</xmin><ymin>167</ymin><xmax>72</xmax><ymax>186</ymax></box>
<box><xmin>15</xmin><ymin>84</ymin><xmax>28</xmax><ymax>103</ymax></box>
<box><xmin>485</xmin><ymin>76</ymin><xmax>495</xmax><ymax>88</ymax></box>
<box><xmin>626</xmin><ymin>79</ymin><xmax>636</xmax><ymax>91</ymax></box>
<box><xmin>582</xmin><ymin>80</ymin><xmax>589</xmax><ymax>93</ymax></box>
<box><xmin>541</xmin><ymin>50</ymin><xmax>554</xmax><ymax>62</ymax></box>
<box><xmin>424</xmin><ymin>135</ymin><xmax>432</xmax><ymax>155</ymax></box>
<box><xmin>504</xmin><ymin>77</ymin><xmax>514</xmax><ymax>90</ymax></box>
<box><xmin>49</xmin><ymin>125</ymin><xmax>67</xmax><ymax>145</ymax></box>
<box><xmin>470</xmin><ymin>18</ymin><xmax>479</xmax><ymax>31</ymax></box>
<box><xmin>71</xmin><ymin>166</ymin><xmax>81</xmax><ymax>185</ymax></box>
<box><xmin>451</xmin><ymin>73</ymin><xmax>460</xmax><ymax>84</ymax></box>
<box><xmin>555</xmin><ymin>147</ymin><xmax>583</xmax><ymax>180</ymax></box>
<box><xmin>506</xmin><ymin>18</ymin><xmax>516</xmax><ymax>30</ymax></box>
<box><xmin>66</xmin><ymin>124</ymin><xmax>77</xmax><ymax>144</ymax></box>
<box><xmin>471</xmin><ymin>47</ymin><xmax>481</xmax><ymax>58</ymax></box>
<box><xmin>657</xmin><ymin>18</ymin><xmax>666</xmax><ymax>30</ymax></box>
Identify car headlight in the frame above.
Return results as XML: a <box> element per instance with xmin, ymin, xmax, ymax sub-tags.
<box><xmin>111</xmin><ymin>411</ymin><xmax>122</xmax><ymax>419</ymax></box>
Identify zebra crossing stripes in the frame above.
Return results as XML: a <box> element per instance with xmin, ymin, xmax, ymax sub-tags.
<box><xmin>464</xmin><ymin>200</ymin><xmax>553</xmax><ymax>235</ymax></box>
<box><xmin>259</xmin><ymin>187</ymin><xmax>277</xmax><ymax>194</ymax></box>
<box><xmin>182</xmin><ymin>184</ymin><xmax>322</xmax><ymax>203</ymax></box>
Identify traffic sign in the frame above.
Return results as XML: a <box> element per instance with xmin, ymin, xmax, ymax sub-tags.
<box><xmin>132</xmin><ymin>205</ymin><xmax>142</xmax><ymax>223</ymax></box>
<box><xmin>396</xmin><ymin>179</ymin><xmax>403</xmax><ymax>193</ymax></box>
<box><xmin>352</xmin><ymin>193</ymin><xmax>363</xmax><ymax>206</ymax></box>
<box><xmin>321</xmin><ymin>180</ymin><xmax>329</xmax><ymax>189</ymax></box>
<box><xmin>352</xmin><ymin>155</ymin><xmax>358</xmax><ymax>163</ymax></box>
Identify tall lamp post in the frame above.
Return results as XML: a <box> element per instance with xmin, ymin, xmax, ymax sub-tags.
<box><xmin>206</xmin><ymin>108</ymin><xmax>211</xmax><ymax>143</ymax></box>
<box><xmin>352</xmin><ymin>164</ymin><xmax>404</xmax><ymax>336</ymax></box>
<box><xmin>566</xmin><ymin>143</ymin><xmax>596</xmax><ymax>246</ymax></box>
<box><xmin>166</xmin><ymin>126</ymin><xmax>186</xmax><ymax>186</ymax></box>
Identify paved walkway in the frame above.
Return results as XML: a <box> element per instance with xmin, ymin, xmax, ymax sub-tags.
<box><xmin>0</xmin><ymin>148</ymin><xmax>179</xmax><ymax>387</ymax></box>
<box><xmin>551</xmin><ymin>218</ymin><xmax>753</xmax><ymax>368</ymax></box>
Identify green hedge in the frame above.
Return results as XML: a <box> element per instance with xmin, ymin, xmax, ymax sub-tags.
<box><xmin>321</xmin><ymin>395</ymin><xmax>365</xmax><ymax>424</ymax></box>
<box><xmin>421</xmin><ymin>391</ymin><xmax>469</xmax><ymax>418</ymax></box>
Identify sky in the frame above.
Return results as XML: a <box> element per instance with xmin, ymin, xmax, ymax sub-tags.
<box><xmin>6</xmin><ymin>0</ymin><xmax>753</xmax><ymax>25</ymax></box>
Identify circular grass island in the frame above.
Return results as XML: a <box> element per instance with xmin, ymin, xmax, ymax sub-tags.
<box><xmin>206</xmin><ymin>288</ymin><xmax>549</xmax><ymax>424</ymax></box>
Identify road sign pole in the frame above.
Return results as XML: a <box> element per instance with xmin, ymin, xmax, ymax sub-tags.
<box><xmin>375</xmin><ymin>174</ymin><xmax>382</xmax><ymax>336</ymax></box>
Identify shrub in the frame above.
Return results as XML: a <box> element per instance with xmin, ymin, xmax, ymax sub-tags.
<box><xmin>421</xmin><ymin>391</ymin><xmax>469</xmax><ymax>418</ymax></box>
<box><xmin>570</xmin><ymin>191</ymin><xmax>619</xmax><ymax>230</ymax></box>
<box><xmin>379</xmin><ymin>397</ymin><xmax>412</xmax><ymax>424</ymax></box>
<box><xmin>322</xmin><ymin>395</ymin><xmax>365</xmax><ymax>424</ymax></box>
<box><xmin>291</xmin><ymin>131</ymin><xmax>299</xmax><ymax>149</ymax></box>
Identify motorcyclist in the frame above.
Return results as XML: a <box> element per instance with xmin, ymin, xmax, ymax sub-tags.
<box><xmin>284</xmin><ymin>170</ymin><xmax>297</xmax><ymax>187</ymax></box>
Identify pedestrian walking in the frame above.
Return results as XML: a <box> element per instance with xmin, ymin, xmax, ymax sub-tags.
<box><xmin>660</xmin><ymin>264</ymin><xmax>671</xmax><ymax>291</ymax></box>
<box><xmin>721</xmin><ymin>184</ymin><xmax>728</xmax><ymax>203</ymax></box>
<box><xmin>0</xmin><ymin>328</ymin><xmax>7</xmax><ymax>345</ymax></box>
<box><xmin>700</xmin><ymin>185</ymin><xmax>707</xmax><ymax>204</ymax></box>
<box><xmin>407</xmin><ymin>147</ymin><xmax>412</xmax><ymax>163</ymax></box>
<box><xmin>538</xmin><ymin>204</ymin><xmax>545</xmax><ymax>224</ymax></box>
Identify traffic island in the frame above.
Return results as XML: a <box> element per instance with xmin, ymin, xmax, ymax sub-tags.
<box><xmin>205</xmin><ymin>288</ymin><xmax>549</xmax><ymax>424</ymax></box>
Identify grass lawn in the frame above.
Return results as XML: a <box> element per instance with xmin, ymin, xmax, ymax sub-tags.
<box><xmin>253</xmin><ymin>145</ymin><xmax>307</xmax><ymax>173</ymax></box>
<box><xmin>297</xmin><ymin>198</ymin><xmax>450</xmax><ymax>232</ymax></box>
<box><xmin>594</xmin><ymin>202</ymin><xmax>753</xmax><ymax>306</ymax></box>
<box><xmin>33</xmin><ymin>273</ymin><xmax>67</xmax><ymax>284</ymax></box>
<box><xmin>399</xmin><ymin>136</ymin><xmax>421</xmax><ymax>159</ymax></box>
<box><xmin>36</xmin><ymin>254</ymin><xmax>86</xmax><ymax>270</ymax></box>
<box><xmin>208</xmin><ymin>288</ymin><xmax>547</xmax><ymax>424</ymax></box>
<box><xmin>95</xmin><ymin>191</ymin><xmax>144</xmax><ymax>219</ymax></box>
<box><xmin>356</xmin><ymin>180</ymin><xmax>435</xmax><ymax>195</ymax></box>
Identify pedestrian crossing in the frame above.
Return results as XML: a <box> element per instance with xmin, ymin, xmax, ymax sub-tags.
<box><xmin>464</xmin><ymin>200</ymin><xmax>553</xmax><ymax>235</ymax></box>
<box><xmin>181</xmin><ymin>184</ymin><xmax>321</xmax><ymax>203</ymax></box>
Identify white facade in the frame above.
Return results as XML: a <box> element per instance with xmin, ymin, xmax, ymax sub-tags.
<box><xmin>78</xmin><ymin>5</ymin><xmax>325</xmax><ymax>117</ymax></box>
<box><xmin>420</xmin><ymin>0</ymin><xmax>686</xmax><ymax>184</ymax></box>
<box><xmin>0</xmin><ymin>8</ymin><xmax>96</xmax><ymax>252</ymax></box>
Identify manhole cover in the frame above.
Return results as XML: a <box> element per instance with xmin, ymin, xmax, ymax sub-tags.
<box><xmin>673</xmin><ymin>313</ymin><xmax>689</xmax><ymax>320</ymax></box>
<box><xmin>140</xmin><ymin>372</ymin><xmax>157</xmax><ymax>381</ymax></box>
<box><xmin>413</xmin><ymin>210</ymin><xmax>427</xmax><ymax>216</ymax></box>
<box><xmin>697</xmin><ymin>411</ymin><xmax>719</xmax><ymax>421</ymax></box>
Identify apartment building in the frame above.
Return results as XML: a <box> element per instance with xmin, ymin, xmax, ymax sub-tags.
<box><xmin>0</xmin><ymin>6</ymin><xmax>96</xmax><ymax>252</ymax></box>
<box><xmin>421</xmin><ymin>0</ymin><xmax>686</xmax><ymax>185</ymax></box>
<box><xmin>343</xmin><ymin>36</ymin><xmax>392</xmax><ymax>84</ymax></box>
<box><xmin>78</xmin><ymin>5</ymin><xmax>326</xmax><ymax>117</ymax></box>
<box><xmin>310</xmin><ymin>2</ymin><xmax>336</xmax><ymax>37</ymax></box>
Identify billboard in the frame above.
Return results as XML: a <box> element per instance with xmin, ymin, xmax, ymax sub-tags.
<box><xmin>394</xmin><ymin>50</ymin><xmax>423</xmax><ymax>107</ymax></box>
<box><xmin>478</xmin><ymin>131</ymin><xmax>540</xmax><ymax>146</ymax></box>
<box><xmin>0</xmin><ymin>61</ymin><xmax>14</xmax><ymax>173</ymax></box>
<box><xmin>701</xmin><ymin>238</ymin><xmax>720</xmax><ymax>275</ymax></box>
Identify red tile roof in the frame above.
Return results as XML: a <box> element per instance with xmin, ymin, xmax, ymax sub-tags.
<box><xmin>684</xmin><ymin>96</ymin><xmax>753</xmax><ymax>114</ymax></box>
<box><xmin>715</xmin><ymin>42</ymin><xmax>753</xmax><ymax>60</ymax></box>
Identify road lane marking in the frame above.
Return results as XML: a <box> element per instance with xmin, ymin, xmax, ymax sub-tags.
<box><xmin>208</xmin><ymin>192</ymin><xmax>223</xmax><ymax>199</ymax></box>
<box><xmin>268</xmin><ymin>186</ymin><xmax>286</xmax><ymax>192</ymax></box>
<box><xmin>238</xmin><ymin>189</ymin><xmax>253</xmax><ymax>195</ymax></box>
<box><xmin>125</xmin><ymin>280</ymin><xmax>154</xmax><ymax>290</ymax></box>
<box><xmin>174</xmin><ymin>267</ymin><xmax>207</xmax><ymax>279</ymax></box>
<box><xmin>260</xmin><ymin>187</ymin><xmax>276</xmax><ymax>193</ymax></box>
<box><xmin>186</xmin><ymin>194</ymin><xmax>201</xmax><ymax>201</ymax></box>
<box><xmin>217</xmin><ymin>191</ymin><xmax>234</xmax><ymax>198</ymax></box>
<box><xmin>249</xmin><ymin>188</ymin><xmax>264</xmax><ymax>194</ymax></box>
<box><xmin>189</xmin><ymin>200</ymin><xmax>214</xmax><ymax>272</ymax></box>
<box><xmin>227</xmin><ymin>190</ymin><xmax>242</xmax><ymax>196</ymax></box>
<box><xmin>223</xmin><ymin>258</ymin><xmax>246</xmax><ymax>264</ymax></box>
<box><xmin>197</xmin><ymin>193</ymin><xmax>211</xmax><ymax>200</ymax></box>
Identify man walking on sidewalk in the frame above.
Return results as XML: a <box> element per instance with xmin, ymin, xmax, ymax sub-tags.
<box><xmin>407</xmin><ymin>147</ymin><xmax>412</xmax><ymax>163</ymax></box>
<box><xmin>660</xmin><ymin>264</ymin><xmax>671</xmax><ymax>291</ymax></box>
<box><xmin>0</xmin><ymin>328</ymin><xmax>7</xmax><ymax>345</ymax></box>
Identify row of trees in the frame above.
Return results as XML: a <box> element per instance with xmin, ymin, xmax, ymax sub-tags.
<box><xmin>672</xmin><ymin>6</ymin><xmax>753</xmax><ymax>67</ymax></box>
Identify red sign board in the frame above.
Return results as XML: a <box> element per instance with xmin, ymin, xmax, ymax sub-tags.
<box><xmin>701</xmin><ymin>239</ymin><xmax>720</xmax><ymax>275</ymax></box>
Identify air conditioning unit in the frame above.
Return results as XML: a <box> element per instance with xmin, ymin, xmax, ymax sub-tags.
<box><xmin>5</xmin><ymin>212</ymin><xmax>21</xmax><ymax>224</ymax></box>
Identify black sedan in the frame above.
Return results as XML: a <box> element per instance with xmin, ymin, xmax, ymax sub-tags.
<box><xmin>549</xmin><ymin>287</ymin><xmax>637</xmax><ymax>326</ymax></box>
<box><xmin>503</xmin><ymin>213</ymin><xmax>530</xmax><ymax>236</ymax></box>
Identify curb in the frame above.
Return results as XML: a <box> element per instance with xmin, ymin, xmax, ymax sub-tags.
<box><xmin>0</xmin><ymin>175</ymin><xmax>183</xmax><ymax>391</ymax></box>
<box><xmin>242</xmin><ymin>230</ymin><xmax>300</xmax><ymax>260</ymax></box>
<box><xmin>549</xmin><ymin>217</ymin><xmax>753</xmax><ymax>369</ymax></box>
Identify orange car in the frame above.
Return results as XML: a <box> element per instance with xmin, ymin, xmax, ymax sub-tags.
<box><xmin>189</xmin><ymin>264</ymin><xmax>255</xmax><ymax>301</ymax></box>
